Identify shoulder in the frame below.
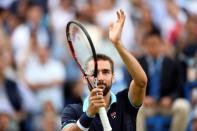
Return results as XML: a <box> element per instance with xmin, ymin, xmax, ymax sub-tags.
<box><xmin>62</xmin><ymin>104</ymin><xmax>83</xmax><ymax>116</ymax></box>
<box><xmin>116</xmin><ymin>88</ymin><xmax>129</xmax><ymax>98</ymax></box>
<box><xmin>163</xmin><ymin>56</ymin><xmax>177</xmax><ymax>64</ymax></box>
<box><xmin>138</xmin><ymin>56</ymin><xmax>147</xmax><ymax>62</ymax></box>
<box><xmin>163</xmin><ymin>56</ymin><xmax>178</xmax><ymax>69</ymax></box>
<box><xmin>116</xmin><ymin>88</ymin><xmax>141</xmax><ymax>110</ymax></box>
<box><xmin>116</xmin><ymin>88</ymin><xmax>130</xmax><ymax>103</ymax></box>
<box><xmin>138</xmin><ymin>56</ymin><xmax>148</xmax><ymax>68</ymax></box>
<box><xmin>61</xmin><ymin>104</ymin><xmax>83</xmax><ymax>120</ymax></box>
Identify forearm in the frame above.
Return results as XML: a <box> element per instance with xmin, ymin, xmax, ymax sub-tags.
<box><xmin>28</xmin><ymin>80</ymin><xmax>64</xmax><ymax>90</ymax></box>
<box><xmin>62</xmin><ymin>124</ymin><xmax>82</xmax><ymax>131</ymax></box>
<box><xmin>62</xmin><ymin>111</ymin><xmax>95</xmax><ymax>131</ymax></box>
<box><xmin>62</xmin><ymin>123</ymin><xmax>82</xmax><ymax>131</ymax></box>
<box><xmin>114</xmin><ymin>41</ymin><xmax>147</xmax><ymax>87</ymax></box>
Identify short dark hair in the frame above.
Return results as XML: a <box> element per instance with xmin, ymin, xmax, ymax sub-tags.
<box><xmin>86</xmin><ymin>54</ymin><xmax>114</xmax><ymax>73</ymax></box>
<box><xmin>142</xmin><ymin>29</ymin><xmax>162</xmax><ymax>45</ymax></box>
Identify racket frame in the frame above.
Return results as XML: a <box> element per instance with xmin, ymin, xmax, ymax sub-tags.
<box><xmin>66</xmin><ymin>21</ymin><xmax>97</xmax><ymax>90</ymax></box>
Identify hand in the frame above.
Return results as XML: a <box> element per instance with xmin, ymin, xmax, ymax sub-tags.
<box><xmin>87</xmin><ymin>88</ymin><xmax>106</xmax><ymax>117</ymax></box>
<box><xmin>109</xmin><ymin>9</ymin><xmax>125</xmax><ymax>45</ymax></box>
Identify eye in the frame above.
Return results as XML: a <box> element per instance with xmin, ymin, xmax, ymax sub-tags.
<box><xmin>102</xmin><ymin>69</ymin><xmax>111</xmax><ymax>74</ymax></box>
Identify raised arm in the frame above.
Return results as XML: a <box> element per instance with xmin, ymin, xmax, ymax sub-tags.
<box><xmin>109</xmin><ymin>9</ymin><xmax>147</xmax><ymax>106</ymax></box>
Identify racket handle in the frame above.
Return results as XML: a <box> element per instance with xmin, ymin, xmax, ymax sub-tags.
<box><xmin>98</xmin><ymin>107</ymin><xmax>112</xmax><ymax>131</ymax></box>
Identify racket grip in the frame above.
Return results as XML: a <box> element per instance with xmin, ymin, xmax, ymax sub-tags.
<box><xmin>98</xmin><ymin>107</ymin><xmax>112</xmax><ymax>131</ymax></box>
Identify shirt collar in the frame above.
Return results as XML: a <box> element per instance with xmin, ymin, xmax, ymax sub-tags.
<box><xmin>83</xmin><ymin>91</ymin><xmax>117</xmax><ymax>112</ymax></box>
<box><xmin>146</xmin><ymin>55</ymin><xmax>164</xmax><ymax>62</ymax></box>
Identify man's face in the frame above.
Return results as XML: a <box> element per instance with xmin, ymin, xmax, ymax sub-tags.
<box><xmin>144</xmin><ymin>35</ymin><xmax>162</xmax><ymax>58</ymax></box>
<box><xmin>86</xmin><ymin>60</ymin><xmax>114</xmax><ymax>96</ymax></box>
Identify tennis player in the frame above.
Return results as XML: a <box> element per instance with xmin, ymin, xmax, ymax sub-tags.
<box><xmin>61</xmin><ymin>9</ymin><xmax>147</xmax><ymax>131</ymax></box>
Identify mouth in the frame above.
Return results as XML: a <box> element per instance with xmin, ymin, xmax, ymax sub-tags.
<box><xmin>98</xmin><ymin>85</ymin><xmax>104</xmax><ymax>88</ymax></box>
<box><xmin>97</xmin><ymin>84</ymin><xmax>106</xmax><ymax>89</ymax></box>
<box><xmin>97</xmin><ymin>83</ymin><xmax>106</xmax><ymax>87</ymax></box>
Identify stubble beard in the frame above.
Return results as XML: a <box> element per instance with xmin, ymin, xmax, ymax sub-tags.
<box><xmin>98</xmin><ymin>81</ymin><xmax>112</xmax><ymax>96</ymax></box>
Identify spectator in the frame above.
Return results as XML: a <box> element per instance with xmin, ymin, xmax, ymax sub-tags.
<box><xmin>137</xmin><ymin>30</ymin><xmax>190</xmax><ymax>131</ymax></box>
<box><xmin>176</xmin><ymin>15</ymin><xmax>197</xmax><ymax>84</ymax></box>
<box><xmin>192</xmin><ymin>107</ymin><xmax>197</xmax><ymax>131</ymax></box>
<box><xmin>0</xmin><ymin>44</ymin><xmax>28</xmax><ymax>131</ymax></box>
<box><xmin>24</xmin><ymin>44</ymin><xmax>65</xmax><ymax>113</ymax></box>
<box><xmin>49</xmin><ymin>0</ymin><xmax>75</xmax><ymax>61</ymax></box>
<box><xmin>134</xmin><ymin>6</ymin><xmax>160</xmax><ymax>56</ymax></box>
<box><xmin>34</xmin><ymin>101</ymin><xmax>61</xmax><ymax>131</ymax></box>
<box><xmin>64</xmin><ymin>79</ymin><xmax>83</xmax><ymax>106</ymax></box>
<box><xmin>177</xmin><ymin>15</ymin><xmax>197</xmax><ymax>58</ymax></box>
<box><xmin>162</xmin><ymin>0</ymin><xmax>187</xmax><ymax>44</ymax></box>
<box><xmin>0</xmin><ymin>112</ymin><xmax>17</xmax><ymax>131</ymax></box>
<box><xmin>11</xmin><ymin>2</ymin><xmax>49</xmax><ymax>68</ymax></box>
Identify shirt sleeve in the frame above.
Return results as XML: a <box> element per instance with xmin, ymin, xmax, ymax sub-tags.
<box><xmin>61</xmin><ymin>104</ymin><xmax>82</xmax><ymax>129</ymax></box>
<box><xmin>116</xmin><ymin>88</ymin><xmax>141</xmax><ymax>112</ymax></box>
<box><xmin>116</xmin><ymin>88</ymin><xmax>140</xmax><ymax>130</ymax></box>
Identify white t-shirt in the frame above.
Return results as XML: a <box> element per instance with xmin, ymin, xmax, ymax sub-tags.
<box><xmin>50</xmin><ymin>7</ymin><xmax>74</xmax><ymax>45</ymax></box>
<box><xmin>50</xmin><ymin>7</ymin><xmax>74</xmax><ymax>60</ymax></box>
<box><xmin>25</xmin><ymin>57</ymin><xmax>66</xmax><ymax>113</ymax></box>
<box><xmin>11</xmin><ymin>24</ymin><xmax>49</xmax><ymax>66</ymax></box>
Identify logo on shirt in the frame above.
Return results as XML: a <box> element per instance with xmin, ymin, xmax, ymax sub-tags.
<box><xmin>111</xmin><ymin>112</ymin><xmax>116</xmax><ymax>119</ymax></box>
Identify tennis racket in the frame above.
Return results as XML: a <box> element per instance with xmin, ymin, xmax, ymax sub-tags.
<box><xmin>66</xmin><ymin>21</ymin><xmax>112</xmax><ymax>131</ymax></box>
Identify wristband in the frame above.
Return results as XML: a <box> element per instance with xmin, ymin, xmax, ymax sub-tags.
<box><xmin>77</xmin><ymin>112</ymin><xmax>94</xmax><ymax>130</ymax></box>
<box><xmin>77</xmin><ymin>120</ymin><xmax>89</xmax><ymax>131</ymax></box>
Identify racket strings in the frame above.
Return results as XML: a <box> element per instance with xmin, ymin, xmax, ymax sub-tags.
<box><xmin>69</xmin><ymin>25</ymin><xmax>94</xmax><ymax>75</ymax></box>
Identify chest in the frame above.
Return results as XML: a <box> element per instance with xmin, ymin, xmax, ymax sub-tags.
<box><xmin>88</xmin><ymin>105</ymin><xmax>135</xmax><ymax>131</ymax></box>
<box><xmin>89</xmin><ymin>107</ymin><xmax>118</xmax><ymax>131</ymax></box>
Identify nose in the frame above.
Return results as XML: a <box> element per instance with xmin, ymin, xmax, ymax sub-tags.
<box><xmin>97</xmin><ymin>71</ymin><xmax>104</xmax><ymax>81</ymax></box>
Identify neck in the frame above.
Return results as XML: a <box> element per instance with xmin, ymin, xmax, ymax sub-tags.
<box><xmin>104</xmin><ymin>92</ymin><xmax>111</xmax><ymax>109</ymax></box>
<box><xmin>148</xmin><ymin>54</ymin><xmax>162</xmax><ymax>59</ymax></box>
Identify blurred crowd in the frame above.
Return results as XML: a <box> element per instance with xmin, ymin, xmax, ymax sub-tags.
<box><xmin>0</xmin><ymin>0</ymin><xmax>197</xmax><ymax>131</ymax></box>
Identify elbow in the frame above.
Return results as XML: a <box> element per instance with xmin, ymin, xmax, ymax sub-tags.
<box><xmin>138</xmin><ymin>75</ymin><xmax>148</xmax><ymax>88</ymax></box>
